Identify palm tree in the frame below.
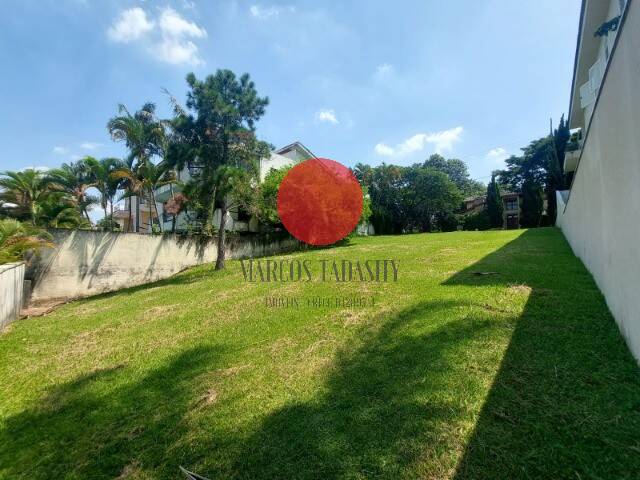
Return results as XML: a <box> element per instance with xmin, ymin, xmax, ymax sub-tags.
<box><xmin>0</xmin><ymin>218</ymin><xmax>53</xmax><ymax>264</ymax></box>
<box><xmin>85</xmin><ymin>157</ymin><xmax>125</xmax><ymax>231</ymax></box>
<box><xmin>107</xmin><ymin>102</ymin><xmax>166</xmax><ymax>232</ymax></box>
<box><xmin>48</xmin><ymin>161</ymin><xmax>97</xmax><ymax>224</ymax></box>
<box><xmin>38</xmin><ymin>195</ymin><xmax>89</xmax><ymax>229</ymax></box>
<box><xmin>111</xmin><ymin>161</ymin><xmax>176</xmax><ymax>233</ymax></box>
<box><xmin>0</xmin><ymin>169</ymin><xmax>54</xmax><ymax>225</ymax></box>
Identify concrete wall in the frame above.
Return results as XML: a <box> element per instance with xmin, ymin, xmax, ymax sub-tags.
<box><xmin>27</xmin><ymin>230</ymin><xmax>299</xmax><ymax>303</ymax></box>
<box><xmin>557</xmin><ymin>0</ymin><xmax>640</xmax><ymax>362</ymax></box>
<box><xmin>0</xmin><ymin>262</ymin><xmax>25</xmax><ymax>330</ymax></box>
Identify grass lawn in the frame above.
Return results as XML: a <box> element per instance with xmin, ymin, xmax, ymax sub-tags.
<box><xmin>1</xmin><ymin>228</ymin><xmax>640</xmax><ymax>479</ymax></box>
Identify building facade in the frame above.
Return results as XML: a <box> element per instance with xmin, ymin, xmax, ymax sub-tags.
<box><xmin>556</xmin><ymin>0</ymin><xmax>640</xmax><ymax>362</ymax></box>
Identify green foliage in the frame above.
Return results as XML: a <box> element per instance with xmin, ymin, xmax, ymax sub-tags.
<box><xmin>252</xmin><ymin>166</ymin><xmax>291</xmax><ymax>226</ymax></box>
<box><xmin>0</xmin><ymin>218</ymin><xmax>53</xmax><ymax>264</ymax></box>
<box><xmin>486</xmin><ymin>174</ymin><xmax>503</xmax><ymax>228</ymax></box>
<box><xmin>357</xmin><ymin>160</ymin><xmax>464</xmax><ymax>234</ymax></box>
<box><xmin>521</xmin><ymin>177</ymin><xmax>544</xmax><ymax>228</ymax></box>
<box><xmin>463</xmin><ymin>210</ymin><xmax>491</xmax><ymax>231</ymax></box>
<box><xmin>423</xmin><ymin>154</ymin><xmax>485</xmax><ymax>197</ymax></box>
<box><xmin>0</xmin><ymin>169</ymin><xmax>54</xmax><ymax>224</ymax></box>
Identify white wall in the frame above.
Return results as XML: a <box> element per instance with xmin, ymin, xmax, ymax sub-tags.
<box><xmin>0</xmin><ymin>262</ymin><xmax>24</xmax><ymax>330</ymax></box>
<box><xmin>27</xmin><ymin>230</ymin><xmax>299</xmax><ymax>303</ymax></box>
<box><xmin>558</xmin><ymin>0</ymin><xmax>640</xmax><ymax>362</ymax></box>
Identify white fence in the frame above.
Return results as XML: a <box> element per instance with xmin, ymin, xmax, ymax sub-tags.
<box><xmin>0</xmin><ymin>262</ymin><xmax>24</xmax><ymax>330</ymax></box>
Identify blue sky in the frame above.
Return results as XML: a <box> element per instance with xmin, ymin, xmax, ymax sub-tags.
<box><xmin>0</xmin><ymin>0</ymin><xmax>581</xmax><ymax>184</ymax></box>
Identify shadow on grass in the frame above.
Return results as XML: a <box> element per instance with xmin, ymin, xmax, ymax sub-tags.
<box><xmin>226</xmin><ymin>300</ymin><xmax>502</xmax><ymax>479</ymax></box>
<box><xmin>445</xmin><ymin>228</ymin><xmax>640</xmax><ymax>479</ymax></box>
<box><xmin>0</xmin><ymin>346</ymin><xmax>225</xmax><ymax>479</ymax></box>
<box><xmin>3</xmin><ymin>229</ymin><xmax>639</xmax><ymax>479</ymax></box>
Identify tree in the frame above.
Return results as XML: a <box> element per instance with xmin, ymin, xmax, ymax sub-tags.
<box><xmin>84</xmin><ymin>157</ymin><xmax>125</xmax><ymax>231</ymax></box>
<box><xmin>423</xmin><ymin>154</ymin><xmax>485</xmax><ymax>197</ymax></box>
<box><xmin>0</xmin><ymin>218</ymin><xmax>53</xmax><ymax>264</ymax></box>
<box><xmin>521</xmin><ymin>177</ymin><xmax>544</xmax><ymax>227</ymax></box>
<box><xmin>0</xmin><ymin>169</ymin><xmax>55</xmax><ymax>225</ymax></box>
<box><xmin>48</xmin><ymin>161</ymin><xmax>97</xmax><ymax>223</ymax></box>
<box><xmin>251</xmin><ymin>165</ymin><xmax>291</xmax><ymax>226</ymax></box>
<box><xmin>486</xmin><ymin>174</ymin><xmax>504</xmax><ymax>228</ymax></box>
<box><xmin>168</xmin><ymin>70</ymin><xmax>269</xmax><ymax>269</ymax></box>
<box><xmin>107</xmin><ymin>103</ymin><xmax>166</xmax><ymax>232</ymax></box>
<box><xmin>404</xmin><ymin>167</ymin><xmax>461</xmax><ymax>232</ymax></box>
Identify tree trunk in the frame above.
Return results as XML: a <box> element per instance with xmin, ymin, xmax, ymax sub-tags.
<box><xmin>135</xmin><ymin>195</ymin><xmax>140</xmax><ymax>233</ymax></box>
<box><xmin>103</xmin><ymin>206</ymin><xmax>108</xmax><ymax>231</ymax></box>
<box><xmin>127</xmin><ymin>193</ymin><xmax>133</xmax><ymax>232</ymax></box>
<box><xmin>110</xmin><ymin>201</ymin><xmax>114</xmax><ymax>231</ymax></box>
<box><xmin>148</xmin><ymin>190</ymin><xmax>153</xmax><ymax>234</ymax></box>
<box><xmin>215</xmin><ymin>200</ymin><xmax>227</xmax><ymax>270</ymax></box>
<box><xmin>170</xmin><ymin>185</ymin><xmax>176</xmax><ymax>233</ymax></box>
<box><xmin>151</xmin><ymin>189</ymin><xmax>163</xmax><ymax>233</ymax></box>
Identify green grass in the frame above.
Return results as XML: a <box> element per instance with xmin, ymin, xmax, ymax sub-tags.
<box><xmin>1</xmin><ymin>228</ymin><xmax>639</xmax><ymax>479</ymax></box>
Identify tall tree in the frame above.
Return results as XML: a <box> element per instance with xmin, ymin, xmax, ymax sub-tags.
<box><xmin>84</xmin><ymin>157</ymin><xmax>125</xmax><ymax>231</ymax></box>
<box><xmin>521</xmin><ymin>177</ymin><xmax>544</xmax><ymax>228</ymax></box>
<box><xmin>107</xmin><ymin>103</ymin><xmax>166</xmax><ymax>232</ymax></box>
<box><xmin>486</xmin><ymin>173</ymin><xmax>504</xmax><ymax>228</ymax></box>
<box><xmin>168</xmin><ymin>70</ymin><xmax>269</xmax><ymax>269</ymax></box>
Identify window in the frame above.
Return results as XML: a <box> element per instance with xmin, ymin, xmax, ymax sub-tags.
<box><xmin>505</xmin><ymin>198</ymin><xmax>518</xmax><ymax>211</ymax></box>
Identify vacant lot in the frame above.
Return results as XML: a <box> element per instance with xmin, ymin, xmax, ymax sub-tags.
<box><xmin>1</xmin><ymin>228</ymin><xmax>639</xmax><ymax>479</ymax></box>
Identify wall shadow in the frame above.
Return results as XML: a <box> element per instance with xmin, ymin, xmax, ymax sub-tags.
<box><xmin>0</xmin><ymin>346</ymin><xmax>225</xmax><ymax>479</ymax></box>
<box><xmin>444</xmin><ymin>228</ymin><xmax>640</xmax><ymax>479</ymax></box>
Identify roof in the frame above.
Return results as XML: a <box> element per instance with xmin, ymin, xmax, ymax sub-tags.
<box><xmin>274</xmin><ymin>142</ymin><xmax>317</xmax><ymax>159</ymax></box>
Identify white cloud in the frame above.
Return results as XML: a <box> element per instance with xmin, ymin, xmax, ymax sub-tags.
<box><xmin>374</xmin><ymin>126</ymin><xmax>464</xmax><ymax>157</ymax></box>
<box><xmin>375</xmin><ymin>63</ymin><xmax>393</xmax><ymax>76</ymax></box>
<box><xmin>153</xmin><ymin>7</ymin><xmax>207</xmax><ymax>66</ymax></box>
<box><xmin>374</xmin><ymin>143</ymin><xmax>394</xmax><ymax>156</ymax></box>
<box><xmin>485</xmin><ymin>147</ymin><xmax>509</xmax><ymax>167</ymax></box>
<box><xmin>52</xmin><ymin>146</ymin><xmax>68</xmax><ymax>154</ymax></box>
<box><xmin>316</xmin><ymin>109</ymin><xmax>339</xmax><ymax>125</ymax></box>
<box><xmin>159</xmin><ymin>7</ymin><xmax>206</xmax><ymax>38</ymax></box>
<box><xmin>107</xmin><ymin>7</ymin><xmax>154</xmax><ymax>43</ymax></box>
<box><xmin>107</xmin><ymin>7</ymin><xmax>206</xmax><ymax>66</ymax></box>
<box><xmin>249</xmin><ymin>4</ymin><xmax>295</xmax><ymax>20</ymax></box>
<box><xmin>80</xmin><ymin>142</ymin><xmax>102</xmax><ymax>150</ymax></box>
<box><xmin>486</xmin><ymin>147</ymin><xmax>508</xmax><ymax>161</ymax></box>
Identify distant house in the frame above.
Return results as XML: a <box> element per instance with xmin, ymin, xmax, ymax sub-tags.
<box><xmin>463</xmin><ymin>192</ymin><xmax>545</xmax><ymax>229</ymax></box>
<box><xmin>113</xmin><ymin>142</ymin><xmax>315</xmax><ymax>234</ymax></box>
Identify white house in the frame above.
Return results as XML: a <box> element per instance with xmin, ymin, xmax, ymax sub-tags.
<box><xmin>556</xmin><ymin>0</ymin><xmax>640</xmax><ymax>362</ymax></box>
<box><xmin>114</xmin><ymin>142</ymin><xmax>316</xmax><ymax>234</ymax></box>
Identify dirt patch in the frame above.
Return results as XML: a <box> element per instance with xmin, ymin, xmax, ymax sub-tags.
<box><xmin>508</xmin><ymin>284</ymin><xmax>533</xmax><ymax>295</ymax></box>
<box><xmin>21</xmin><ymin>298</ymin><xmax>68</xmax><ymax>318</ymax></box>
<box><xmin>196</xmin><ymin>388</ymin><xmax>219</xmax><ymax>406</ymax></box>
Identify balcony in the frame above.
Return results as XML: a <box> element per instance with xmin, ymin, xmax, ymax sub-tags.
<box><xmin>579</xmin><ymin>57</ymin><xmax>606</xmax><ymax>109</ymax></box>
<box><xmin>154</xmin><ymin>183</ymin><xmax>182</xmax><ymax>202</ymax></box>
<box><xmin>564</xmin><ymin>129</ymin><xmax>583</xmax><ymax>173</ymax></box>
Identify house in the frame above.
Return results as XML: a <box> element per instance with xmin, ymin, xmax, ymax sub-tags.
<box><xmin>556</xmin><ymin>0</ymin><xmax>640</xmax><ymax>361</ymax></box>
<box><xmin>113</xmin><ymin>142</ymin><xmax>316</xmax><ymax>233</ymax></box>
<box><xmin>463</xmin><ymin>192</ymin><xmax>533</xmax><ymax>229</ymax></box>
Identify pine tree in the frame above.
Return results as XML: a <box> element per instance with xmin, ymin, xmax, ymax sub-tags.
<box><xmin>521</xmin><ymin>177</ymin><xmax>544</xmax><ymax>227</ymax></box>
<box><xmin>486</xmin><ymin>173</ymin><xmax>504</xmax><ymax>228</ymax></box>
